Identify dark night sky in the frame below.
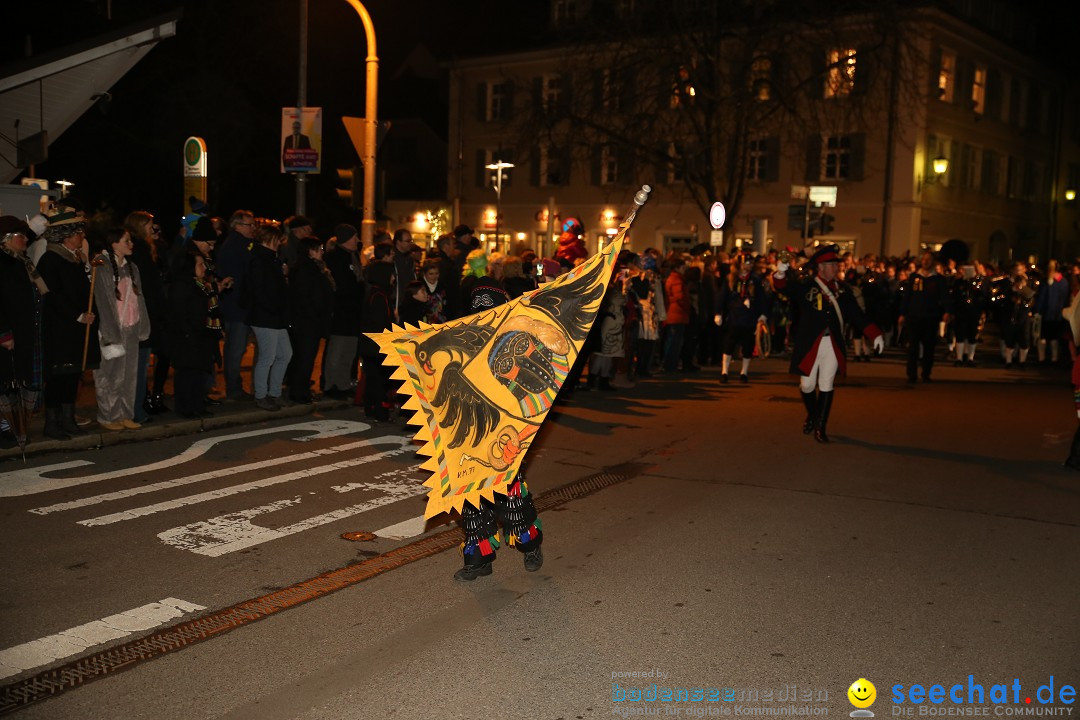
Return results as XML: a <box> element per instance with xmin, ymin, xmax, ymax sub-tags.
<box><xmin>2</xmin><ymin>0</ymin><xmax>549</xmax><ymax>233</ymax></box>
<box><xmin>2</xmin><ymin>0</ymin><xmax>1074</xmax><ymax>234</ymax></box>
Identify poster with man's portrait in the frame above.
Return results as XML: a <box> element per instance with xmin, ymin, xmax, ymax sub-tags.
<box><xmin>281</xmin><ymin>107</ymin><xmax>322</xmax><ymax>173</ymax></box>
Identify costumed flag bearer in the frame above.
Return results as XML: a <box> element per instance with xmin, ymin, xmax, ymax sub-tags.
<box><xmin>773</xmin><ymin>244</ymin><xmax>884</xmax><ymax>443</ymax></box>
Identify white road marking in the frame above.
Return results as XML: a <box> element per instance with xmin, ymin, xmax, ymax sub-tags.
<box><xmin>32</xmin><ymin>435</ymin><xmax>384</xmax><ymax>516</ymax></box>
<box><xmin>158</xmin><ymin>480</ymin><xmax>428</xmax><ymax>556</ymax></box>
<box><xmin>373</xmin><ymin>514</ymin><xmax>428</xmax><ymax>540</ymax></box>
<box><xmin>79</xmin><ymin>436</ymin><xmax>414</xmax><ymax>527</ymax></box>
<box><xmin>0</xmin><ymin>597</ymin><xmax>205</xmax><ymax>680</ymax></box>
<box><xmin>0</xmin><ymin>419</ymin><xmax>372</xmax><ymax>498</ymax></box>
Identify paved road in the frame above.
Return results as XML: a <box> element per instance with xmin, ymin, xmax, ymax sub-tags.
<box><xmin>1</xmin><ymin>353</ymin><xmax>1077</xmax><ymax>718</ymax></box>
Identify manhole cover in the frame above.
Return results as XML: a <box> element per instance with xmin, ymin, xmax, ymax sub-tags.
<box><xmin>341</xmin><ymin>531</ymin><xmax>377</xmax><ymax>542</ymax></box>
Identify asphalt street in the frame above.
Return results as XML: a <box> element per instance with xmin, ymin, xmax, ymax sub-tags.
<box><xmin>0</xmin><ymin>352</ymin><xmax>1077</xmax><ymax>719</ymax></box>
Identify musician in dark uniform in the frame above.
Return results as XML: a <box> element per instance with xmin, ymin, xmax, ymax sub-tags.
<box><xmin>898</xmin><ymin>251</ymin><xmax>951</xmax><ymax>382</ymax></box>
<box><xmin>950</xmin><ymin>266</ymin><xmax>988</xmax><ymax>366</ymax></box>
<box><xmin>773</xmin><ymin>245</ymin><xmax>883</xmax><ymax>443</ymax></box>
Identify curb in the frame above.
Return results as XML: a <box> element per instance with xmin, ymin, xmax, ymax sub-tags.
<box><xmin>0</xmin><ymin>399</ymin><xmax>353</xmax><ymax>463</ymax></box>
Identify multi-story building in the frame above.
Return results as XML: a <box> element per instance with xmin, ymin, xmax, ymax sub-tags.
<box><xmin>430</xmin><ymin>1</ymin><xmax>1077</xmax><ymax>265</ymax></box>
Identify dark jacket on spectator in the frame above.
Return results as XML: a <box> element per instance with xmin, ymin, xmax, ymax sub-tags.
<box><xmin>37</xmin><ymin>245</ymin><xmax>100</xmax><ymax>373</ymax></box>
<box><xmin>217</xmin><ymin>230</ymin><xmax>251</xmax><ymax>323</ymax></box>
<box><xmin>324</xmin><ymin>245</ymin><xmax>364</xmax><ymax>336</ymax></box>
<box><xmin>0</xmin><ymin>250</ymin><xmax>42</xmax><ymax>386</ymax></box>
<box><xmin>169</xmin><ymin>277</ymin><xmax>217</xmax><ymax>372</ymax></box>
<box><xmin>246</xmin><ymin>243</ymin><xmax>288</xmax><ymax>329</ymax></box>
<box><xmin>288</xmin><ymin>254</ymin><xmax>334</xmax><ymax>338</ymax></box>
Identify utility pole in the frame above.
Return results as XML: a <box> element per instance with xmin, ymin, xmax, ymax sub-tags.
<box><xmin>343</xmin><ymin>0</ymin><xmax>379</xmax><ymax>250</ymax></box>
<box><xmin>295</xmin><ymin>0</ymin><xmax>308</xmax><ymax>216</ymax></box>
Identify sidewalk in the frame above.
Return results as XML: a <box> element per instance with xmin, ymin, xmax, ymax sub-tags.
<box><xmin>0</xmin><ymin>344</ymin><xmax>355</xmax><ymax>462</ymax></box>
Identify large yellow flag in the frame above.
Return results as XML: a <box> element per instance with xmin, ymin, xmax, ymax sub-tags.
<box><xmin>367</xmin><ymin>186</ymin><xmax>650</xmax><ymax>518</ymax></box>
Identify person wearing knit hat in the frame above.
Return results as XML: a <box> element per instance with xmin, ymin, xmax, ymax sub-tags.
<box><xmin>772</xmin><ymin>244</ymin><xmax>883</xmax><ymax>443</ymax></box>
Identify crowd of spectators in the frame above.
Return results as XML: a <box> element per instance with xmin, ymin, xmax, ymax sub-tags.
<box><xmin>0</xmin><ymin>198</ymin><xmax>1074</xmax><ymax>449</ymax></box>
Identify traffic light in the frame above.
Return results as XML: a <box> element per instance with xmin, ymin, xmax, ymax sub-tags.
<box><xmin>819</xmin><ymin>213</ymin><xmax>835</xmax><ymax>235</ymax></box>
<box><xmin>802</xmin><ymin>209</ymin><xmax>822</xmax><ymax>239</ymax></box>
<box><xmin>335</xmin><ymin>166</ymin><xmax>360</xmax><ymax>208</ymax></box>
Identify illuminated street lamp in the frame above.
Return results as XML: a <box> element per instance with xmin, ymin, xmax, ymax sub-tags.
<box><xmin>1066</xmin><ymin>188</ymin><xmax>1077</xmax><ymax>202</ymax></box>
<box><xmin>56</xmin><ymin>179</ymin><xmax>73</xmax><ymax>199</ymax></box>
<box><xmin>932</xmin><ymin>156</ymin><xmax>949</xmax><ymax>176</ymax></box>
<box><xmin>486</xmin><ymin>160</ymin><xmax>514</xmax><ymax>249</ymax></box>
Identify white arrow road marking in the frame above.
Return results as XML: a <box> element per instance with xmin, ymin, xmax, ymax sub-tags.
<box><xmin>79</xmin><ymin>435</ymin><xmax>414</xmax><ymax>527</ymax></box>
<box><xmin>32</xmin><ymin>434</ymin><xmax>384</xmax><ymax>517</ymax></box>
<box><xmin>158</xmin><ymin>480</ymin><xmax>428</xmax><ymax>556</ymax></box>
<box><xmin>0</xmin><ymin>419</ymin><xmax>372</xmax><ymax>498</ymax></box>
<box><xmin>0</xmin><ymin>598</ymin><xmax>205</xmax><ymax>680</ymax></box>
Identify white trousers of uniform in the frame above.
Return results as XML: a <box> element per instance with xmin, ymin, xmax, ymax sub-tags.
<box><xmin>799</xmin><ymin>337</ymin><xmax>839</xmax><ymax>393</ymax></box>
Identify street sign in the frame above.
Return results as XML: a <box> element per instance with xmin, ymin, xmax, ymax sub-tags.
<box><xmin>809</xmin><ymin>185</ymin><xmax>838</xmax><ymax>207</ymax></box>
<box><xmin>709</xmin><ymin>201</ymin><xmax>726</xmax><ymax>229</ymax></box>
<box><xmin>791</xmin><ymin>184</ymin><xmax>809</xmax><ymax>200</ymax></box>
<box><xmin>710</xmin><ymin>230</ymin><xmax>724</xmax><ymax>246</ymax></box>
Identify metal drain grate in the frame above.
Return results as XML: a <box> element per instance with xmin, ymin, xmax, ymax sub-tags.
<box><xmin>0</xmin><ymin>462</ymin><xmax>646</xmax><ymax>714</ymax></box>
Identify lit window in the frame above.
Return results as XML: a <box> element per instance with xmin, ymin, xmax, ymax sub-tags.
<box><xmin>747</xmin><ymin>138</ymin><xmax>767</xmax><ymax>181</ymax></box>
<box><xmin>822</xmin><ymin>135</ymin><xmax>851</xmax><ymax>179</ymax></box>
<box><xmin>825</xmin><ymin>48</ymin><xmax>856</xmax><ymax>98</ymax></box>
<box><xmin>671</xmin><ymin>66</ymin><xmax>695</xmax><ymax>108</ymax></box>
<box><xmin>938</xmin><ymin>50</ymin><xmax>955</xmax><ymax>102</ymax></box>
<box><xmin>972</xmin><ymin>64</ymin><xmax>986</xmax><ymax>114</ymax></box>
<box><xmin>749</xmin><ymin>56</ymin><xmax>772</xmax><ymax>101</ymax></box>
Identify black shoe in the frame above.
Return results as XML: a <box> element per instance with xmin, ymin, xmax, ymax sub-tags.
<box><xmin>453</xmin><ymin>562</ymin><xmax>493</xmax><ymax>581</ymax></box>
<box><xmin>720</xmin><ymin>374</ymin><xmax>728</xmax><ymax>384</ymax></box>
<box><xmin>44</xmin><ymin>408</ymin><xmax>71</xmax><ymax>441</ymax></box>
<box><xmin>226</xmin><ymin>391</ymin><xmax>255</xmax><ymax>402</ymax></box>
<box><xmin>906</xmin><ymin>376</ymin><xmax>917</xmax><ymax>384</ymax></box>
<box><xmin>60</xmin><ymin>404</ymin><xmax>87</xmax><ymax>436</ymax></box>
<box><xmin>524</xmin><ymin>547</ymin><xmax>544</xmax><ymax>572</ymax></box>
<box><xmin>147</xmin><ymin>394</ymin><xmax>171</xmax><ymax>414</ymax></box>
<box><xmin>922</xmin><ymin>374</ymin><xmax>932</xmax><ymax>383</ymax></box>
<box><xmin>1018</xmin><ymin>362</ymin><xmax>1026</xmax><ymax>370</ymax></box>
<box><xmin>203</xmin><ymin>396</ymin><xmax>223</xmax><ymax>406</ymax></box>
<box><xmin>953</xmin><ymin>360</ymin><xmax>962</xmax><ymax>367</ymax></box>
<box><xmin>598</xmin><ymin>378</ymin><xmax>616</xmax><ymax>391</ymax></box>
<box><xmin>814</xmin><ymin>390</ymin><xmax>833</xmax><ymax>444</ymax></box>
<box><xmin>739</xmin><ymin>373</ymin><xmax>748</xmax><ymax>383</ymax></box>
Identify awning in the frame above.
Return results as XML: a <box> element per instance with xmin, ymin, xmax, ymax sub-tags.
<box><xmin>0</xmin><ymin>10</ymin><xmax>181</xmax><ymax>184</ymax></box>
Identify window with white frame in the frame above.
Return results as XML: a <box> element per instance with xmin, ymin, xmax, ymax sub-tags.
<box><xmin>749</xmin><ymin>56</ymin><xmax>772</xmax><ymax>101</ymax></box>
<box><xmin>542</xmin><ymin>74</ymin><xmax>564</xmax><ymax>113</ymax></box>
<box><xmin>822</xmin><ymin>135</ymin><xmax>851</xmax><ymax>179</ymax></box>
<box><xmin>824</xmin><ymin>48</ymin><xmax>856</xmax><ymax>98</ymax></box>
<box><xmin>972</xmin><ymin>64</ymin><xmax>986</xmax><ymax>114</ymax></box>
<box><xmin>747</xmin><ymin>138</ymin><xmax>768</xmax><ymax>180</ymax></box>
<box><xmin>600</xmin><ymin>145</ymin><xmax>619</xmax><ymax>185</ymax></box>
<box><xmin>938</xmin><ymin>50</ymin><xmax>955</xmax><ymax>102</ymax></box>
<box><xmin>486</xmin><ymin>81</ymin><xmax>510</xmax><ymax>122</ymax></box>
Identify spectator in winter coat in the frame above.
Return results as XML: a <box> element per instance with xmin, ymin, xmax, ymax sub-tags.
<box><xmin>246</xmin><ymin>221</ymin><xmax>293</xmax><ymax>411</ymax></box>
<box><xmin>287</xmin><ymin>236</ymin><xmax>334</xmax><ymax>403</ymax></box>
<box><xmin>323</xmin><ymin>224</ymin><xmax>365</xmax><ymax>398</ymax></box>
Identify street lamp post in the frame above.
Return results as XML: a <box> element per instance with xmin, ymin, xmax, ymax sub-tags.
<box><xmin>485</xmin><ymin>160</ymin><xmax>514</xmax><ymax>252</ymax></box>
<box><xmin>343</xmin><ymin>0</ymin><xmax>379</xmax><ymax>250</ymax></box>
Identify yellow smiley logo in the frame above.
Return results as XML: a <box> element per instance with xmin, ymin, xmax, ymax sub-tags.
<box><xmin>848</xmin><ymin>678</ymin><xmax>877</xmax><ymax>709</ymax></box>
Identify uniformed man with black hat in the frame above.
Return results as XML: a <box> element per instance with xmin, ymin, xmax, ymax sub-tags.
<box><xmin>773</xmin><ymin>244</ymin><xmax>883</xmax><ymax>442</ymax></box>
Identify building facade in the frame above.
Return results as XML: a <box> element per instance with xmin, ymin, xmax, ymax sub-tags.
<box><xmin>438</xmin><ymin>2</ymin><xmax>1076</xmax><ymax>265</ymax></box>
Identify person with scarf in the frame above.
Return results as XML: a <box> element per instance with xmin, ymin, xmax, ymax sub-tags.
<box><xmin>459</xmin><ymin>248</ymin><xmax>492</xmax><ymax>312</ymax></box>
<box><xmin>0</xmin><ymin>216</ymin><xmax>48</xmax><ymax>447</ymax></box>
<box><xmin>35</xmin><ymin>206</ymin><xmax>99</xmax><ymax>440</ymax></box>
<box><xmin>123</xmin><ymin>210</ymin><xmax>168</xmax><ymax>423</ymax></box>
<box><xmin>287</xmin><ymin>236</ymin><xmax>334</xmax><ymax>404</ymax></box>
<box><xmin>92</xmin><ymin>228</ymin><xmax>151</xmax><ymax>430</ymax></box>
<box><xmin>773</xmin><ymin>245</ymin><xmax>883</xmax><ymax>443</ymax></box>
<box><xmin>168</xmin><ymin>249</ymin><xmax>220</xmax><ymax>418</ymax></box>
